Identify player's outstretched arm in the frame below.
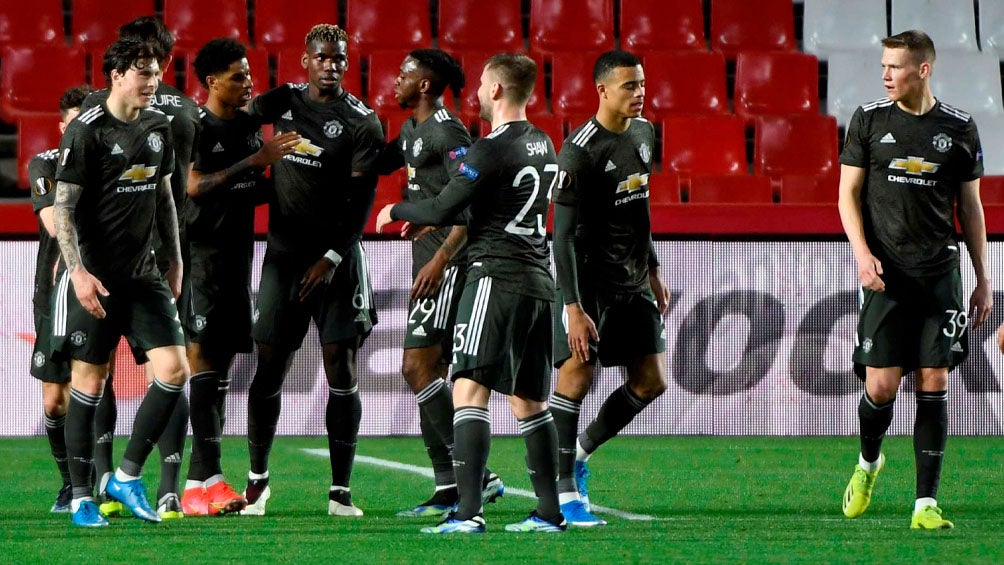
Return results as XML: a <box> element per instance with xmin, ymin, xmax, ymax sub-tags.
<box><xmin>155</xmin><ymin>174</ymin><xmax>183</xmax><ymax>298</ymax></box>
<box><xmin>837</xmin><ymin>164</ymin><xmax>885</xmax><ymax>292</ymax></box>
<box><xmin>187</xmin><ymin>131</ymin><xmax>300</xmax><ymax>199</ymax></box>
<box><xmin>958</xmin><ymin>178</ymin><xmax>993</xmax><ymax>328</ymax></box>
<box><xmin>54</xmin><ymin>180</ymin><xmax>109</xmax><ymax>318</ymax></box>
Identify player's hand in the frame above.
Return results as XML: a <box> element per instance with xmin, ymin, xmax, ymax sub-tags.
<box><xmin>856</xmin><ymin>254</ymin><xmax>885</xmax><ymax>292</ymax></box>
<box><xmin>411</xmin><ymin>255</ymin><xmax>446</xmax><ymax>301</ymax></box>
<box><xmin>969</xmin><ymin>280</ymin><xmax>993</xmax><ymax>329</ymax></box>
<box><xmin>166</xmin><ymin>260</ymin><xmax>183</xmax><ymax>300</ymax></box>
<box><xmin>375</xmin><ymin>204</ymin><xmax>395</xmax><ymax>233</ymax></box>
<box><xmin>996</xmin><ymin>322</ymin><xmax>1004</xmax><ymax>354</ymax></box>
<box><xmin>401</xmin><ymin>222</ymin><xmax>437</xmax><ymax>241</ymax></box>
<box><xmin>70</xmin><ymin>269</ymin><xmax>109</xmax><ymax>319</ymax></box>
<box><xmin>565</xmin><ymin>303</ymin><xmax>599</xmax><ymax>363</ymax></box>
<box><xmin>649</xmin><ymin>267</ymin><xmax>670</xmax><ymax>315</ymax></box>
<box><xmin>299</xmin><ymin>256</ymin><xmax>336</xmax><ymax>302</ymax></box>
<box><xmin>255</xmin><ymin>131</ymin><xmax>301</xmax><ymax>166</ymax></box>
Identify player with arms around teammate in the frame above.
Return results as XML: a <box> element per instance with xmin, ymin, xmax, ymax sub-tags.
<box><xmin>377</xmin><ymin>53</ymin><xmax>565</xmax><ymax>534</ymax></box>
<box><xmin>28</xmin><ymin>85</ymin><xmax>92</xmax><ymax>514</ymax></box>
<box><xmin>81</xmin><ymin>15</ymin><xmax>201</xmax><ymax>520</ymax></box>
<box><xmin>376</xmin><ymin>48</ymin><xmax>503</xmax><ymax>517</ymax></box>
<box><xmin>838</xmin><ymin>30</ymin><xmax>991</xmax><ymax>530</ymax></box>
<box><xmin>53</xmin><ymin>37</ymin><xmax>191</xmax><ymax>527</ymax></box>
<box><xmin>548</xmin><ymin>50</ymin><xmax>669</xmax><ymax>527</ymax></box>
<box><xmin>243</xmin><ymin>24</ymin><xmax>383</xmax><ymax>517</ymax></box>
<box><xmin>179</xmin><ymin>38</ymin><xmax>300</xmax><ymax>517</ymax></box>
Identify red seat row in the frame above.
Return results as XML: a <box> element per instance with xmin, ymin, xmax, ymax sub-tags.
<box><xmin>0</xmin><ymin>0</ymin><xmax>798</xmax><ymax>57</ymax></box>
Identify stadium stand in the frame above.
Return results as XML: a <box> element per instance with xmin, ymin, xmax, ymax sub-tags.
<box><xmin>890</xmin><ymin>0</ymin><xmax>979</xmax><ymax>52</ymax></box>
<box><xmin>1</xmin><ymin>45</ymin><xmax>86</xmax><ymax>123</ymax></box>
<box><xmin>802</xmin><ymin>0</ymin><xmax>886</xmax><ymax>60</ymax></box>
<box><xmin>0</xmin><ymin>0</ymin><xmax>63</xmax><ymax>47</ymax></box>
<box><xmin>163</xmin><ymin>0</ymin><xmax>248</xmax><ymax>50</ymax></box>
<box><xmin>346</xmin><ymin>0</ymin><xmax>432</xmax><ymax>56</ymax></box>
<box><xmin>620</xmin><ymin>0</ymin><xmax>706</xmax><ymax>52</ymax></box>
<box><xmin>438</xmin><ymin>0</ymin><xmax>523</xmax><ymax>53</ymax></box>
<box><xmin>734</xmin><ymin>52</ymin><xmax>819</xmax><ymax>122</ymax></box>
<box><xmin>710</xmin><ymin>0</ymin><xmax>796</xmax><ymax>59</ymax></box>
<box><xmin>642</xmin><ymin>51</ymin><xmax>729</xmax><ymax>120</ymax></box>
<box><xmin>255</xmin><ymin>0</ymin><xmax>339</xmax><ymax>51</ymax></box>
<box><xmin>529</xmin><ymin>0</ymin><xmax>615</xmax><ymax>54</ymax></box>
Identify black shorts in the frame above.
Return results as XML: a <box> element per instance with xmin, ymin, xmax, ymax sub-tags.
<box><xmin>451</xmin><ymin>276</ymin><xmax>553</xmax><ymax>402</ymax></box>
<box><xmin>181</xmin><ymin>250</ymin><xmax>254</xmax><ymax>354</ymax></box>
<box><xmin>853</xmin><ymin>267</ymin><xmax>967</xmax><ymax>379</ymax></box>
<box><xmin>51</xmin><ymin>272</ymin><xmax>186</xmax><ymax>365</ymax></box>
<box><xmin>253</xmin><ymin>244</ymin><xmax>377</xmax><ymax>351</ymax></box>
<box><xmin>31</xmin><ymin>307</ymin><xmax>70</xmax><ymax>383</ymax></box>
<box><xmin>553</xmin><ymin>285</ymin><xmax>667</xmax><ymax>368</ymax></box>
<box><xmin>403</xmin><ymin>264</ymin><xmax>466</xmax><ymax>353</ymax></box>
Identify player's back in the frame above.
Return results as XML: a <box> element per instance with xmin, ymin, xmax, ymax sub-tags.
<box><xmin>464</xmin><ymin>121</ymin><xmax>558</xmax><ymax>299</ymax></box>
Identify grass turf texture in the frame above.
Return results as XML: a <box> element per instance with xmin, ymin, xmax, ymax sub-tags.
<box><xmin>1</xmin><ymin>436</ymin><xmax>1002</xmax><ymax>563</ymax></box>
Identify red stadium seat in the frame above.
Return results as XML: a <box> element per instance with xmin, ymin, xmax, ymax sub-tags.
<box><xmin>0</xmin><ymin>0</ymin><xmax>63</xmax><ymax>47</ymax></box>
<box><xmin>256</xmin><ymin>0</ymin><xmax>338</xmax><ymax>50</ymax></box>
<box><xmin>754</xmin><ymin>115</ymin><xmax>839</xmax><ymax>181</ymax></box>
<box><xmin>16</xmin><ymin>113</ymin><xmax>61</xmax><ymax>189</ymax></box>
<box><xmin>367</xmin><ymin>170</ymin><xmax>407</xmax><ymax>233</ymax></box>
<box><xmin>982</xmin><ymin>176</ymin><xmax>1004</xmax><ymax>205</ymax></box>
<box><xmin>73</xmin><ymin>0</ymin><xmax>155</xmax><ymax>51</ymax></box>
<box><xmin>777</xmin><ymin>173</ymin><xmax>839</xmax><ymax>204</ymax></box>
<box><xmin>346</xmin><ymin>0</ymin><xmax>431</xmax><ymax>56</ymax></box>
<box><xmin>662</xmin><ymin>116</ymin><xmax>747</xmax><ymax>177</ymax></box>
<box><xmin>710</xmin><ymin>0</ymin><xmax>796</xmax><ymax>59</ymax></box>
<box><xmin>275</xmin><ymin>48</ymin><xmax>361</xmax><ymax>97</ymax></box>
<box><xmin>459</xmin><ymin>51</ymin><xmax>545</xmax><ymax>121</ymax></box>
<box><xmin>648</xmin><ymin>172</ymin><xmax>681</xmax><ymax>204</ymax></box>
<box><xmin>551</xmin><ymin>51</ymin><xmax>605</xmax><ymax>120</ymax></box>
<box><xmin>438</xmin><ymin>0</ymin><xmax>522</xmax><ymax>52</ymax></box>
<box><xmin>185</xmin><ymin>48</ymin><xmax>269</xmax><ymax>106</ymax></box>
<box><xmin>164</xmin><ymin>0</ymin><xmax>248</xmax><ymax>50</ymax></box>
<box><xmin>734</xmin><ymin>52</ymin><xmax>819</xmax><ymax>122</ymax></box>
<box><xmin>621</xmin><ymin>0</ymin><xmax>705</xmax><ymax>52</ymax></box>
<box><xmin>643</xmin><ymin>51</ymin><xmax>728</xmax><ymax>120</ymax></box>
<box><xmin>530</xmin><ymin>0</ymin><xmax>614</xmax><ymax>54</ymax></box>
<box><xmin>688</xmin><ymin>174</ymin><xmax>773</xmax><ymax>204</ymax></box>
<box><xmin>1</xmin><ymin>45</ymin><xmax>86</xmax><ymax>123</ymax></box>
<box><xmin>533</xmin><ymin>114</ymin><xmax>565</xmax><ymax>148</ymax></box>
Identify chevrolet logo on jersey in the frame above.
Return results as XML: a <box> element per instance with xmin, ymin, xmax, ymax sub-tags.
<box><xmin>293</xmin><ymin>138</ymin><xmax>324</xmax><ymax>157</ymax></box>
<box><xmin>119</xmin><ymin>164</ymin><xmax>158</xmax><ymax>182</ymax></box>
<box><xmin>407</xmin><ymin>164</ymin><xmax>416</xmax><ymax>180</ymax></box>
<box><xmin>615</xmin><ymin>173</ymin><xmax>650</xmax><ymax>193</ymax></box>
<box><xmin>889</xmin><ymin>156</ymin><xmax>939</xmax><ymax>175</ymax></box>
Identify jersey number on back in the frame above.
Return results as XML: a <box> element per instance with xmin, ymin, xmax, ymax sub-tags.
<box><xmin>505</xmin><ymin>164</ymin><xmax>561</xmax><ymax>237</ymax></box>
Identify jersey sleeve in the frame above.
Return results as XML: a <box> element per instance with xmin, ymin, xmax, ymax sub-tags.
<box><xmin>247</xmin><ymin>85</ymin><xmax>292</xmax><ymax>124</ymax></box>
<box><xmin>55</xmin><ymin>121</ymin><xmax>95</xmax><ymax>187</ymax></box>
<box><xmin>963</xmin><ymin>118</ymin><xmax>984</xmax><ymax>181</ymax></box>
<box><xmin>373</xmin><ymin>135</ymin><xmax>405</xmax><ymax>175</ymax></box>
<box><xmin>192</xmin><ymin>117</ymin><xmax>214</xmax><ymax>173</ymax></box>
<box><xmin>438</xmin><ymin>119</ymin><xmax>473</xmax><ymax>172</ymax></box>
<box><xmin>391</xmin><ymin>138</ymin><xmax>493</xmax><ymax>225</ymax></box>
<box><xmin>350</xmin><ymin>113</ymin><xmax>385</xmax><ymax>174</ymax></box>
<box><xmin>28</xmin><ymin>154</ymin><xmax>57</xmax><ymax>213</ymax></box>
<box><xmin>160</xmin><ymin>124</ymin><xmax>177</xmax><ymax>178</ymax></box>
<box><xmin>839</xmin><ymin>106</ymin><xmax>869</xmax><ymax>168</ymax></box>
<box><xmin>553</xmin><ymin>141</ymin><xmax>592</xmax><ymax>206</ymax></box>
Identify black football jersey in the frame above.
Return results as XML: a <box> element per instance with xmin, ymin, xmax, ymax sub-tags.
<box><xmin>385</xmin><ymin>106</ymin><xmax>472</xmax><ymax>276</ymax></box>
<box><xmin>554</xmin><ymin>117</ymin><xmax>656</xmax><ymax>295</ymax></box>
<box><xmin>28</xmin><ymin>149</ymin><xmax>61</xmax><ymax>313</ymax></box>
<box><xmin>188</xmin><ymin>107</ymin><xmax>266</xmax><ymax>265</ymax></box>
<box><xmin>248</xmin><ymin>83</ymin><xmax>384</xmax><ymax>257</ymax></box>
<box><xmin>393</xmin><ymin>121</ymin><xmax>558</xmax><ymax>300</ymax></box>
<box><xmin>841</xmin><ymin>98</ymin><xmax>983</xmax><ymax>275</ymax></box>
<box><xmin>55</xmin><ymin>103</ymin><xmax>176</xmax><ymax>282</ymax></box>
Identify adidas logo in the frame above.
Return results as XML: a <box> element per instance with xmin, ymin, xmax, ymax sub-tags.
<box><xmin>111</xmin><ymin>144</ymin><xmax>124</xmax><ymax>155</ymax></box>
<box><xmin>412</xmin><ymin>326</ymin><xmax>427</xmax><ymax>337</ymax></box>
<box><xmin>212</xmin><ymin>142</ymin><xmax>225</xmax><ymax>153</ymax></box>
<box><xmin>163</xmin><ymin>452</ymin><xmax>182</xmax><ymax>464</ymax></box>
<box><xmin>951</xmin><ymin>342</ymin><xmax>963</xmax><ymax>352</ymax></box>
<box><xmin>281</xmin><ymin>110</ymin><xmax>293</xmax><ymax>120</ymax></box>
<box><xmin>97</xmin><ymin>432</ymin><xmax>114</xmax><ymax>444</ymax></box>
<box><xmin>880</xmin><ymin>132</ymin><xmax>896</xmax><ymax>144</ymax></box>
<box><xmin>604</xmin><ymin>160</ymin><xmax>616</xmax><ymax>172</ymax></box>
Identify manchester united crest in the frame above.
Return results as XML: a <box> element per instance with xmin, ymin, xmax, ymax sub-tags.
<box><xmin>932</xmin><ymin>133</ymin><xmax>952</xmax><ymax>153</ymax></box>
<box><xmin>413</xmin><ymin>137</ymin><xmax>424</xmax><ymax>157</ymax></box>
<box><xmin>324</xmin><ymin>119</ymin><xmax>343</xmax><ymax>139</ymax></box>
<box><xmin>148</xmin><ymin>132</ymin><xmax>163</xmax><ymax>152</ymax></box>
<box><xmin>638</xmin><ymin>143</ymin><xmax>651</xmax><ymax>164</ymax></box>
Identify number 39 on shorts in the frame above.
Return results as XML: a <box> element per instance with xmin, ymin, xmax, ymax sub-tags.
<box><xmin>943</xmin><ymin>309</ymin><xmax>969</xmax><ymax>338</ymax></box>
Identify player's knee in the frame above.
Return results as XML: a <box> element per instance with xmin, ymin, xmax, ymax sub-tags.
<box><xmin>401</xmin><ymin>359</ymin><xmax>434</xmax><ymax>392</ymax></box>
<box><xmin>633</xmin><ymin>378</ymin><xmax>667</xmax><ymax>401</ymax></box>
<box><xmin>156</xmin><ymin>363</ymin><xmax>188</xmax><ymax>386</ymax></box>
<box><xmin>42</xmin><ymin>393</ymin><xmax>68</xmax><ymax>417</ymax></box>
<box><xmin>866</xmin><ymin>383</ymin><xmax>898</xmax><ymax>404</ymax></box>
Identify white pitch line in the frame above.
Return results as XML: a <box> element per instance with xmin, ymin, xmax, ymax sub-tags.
<box><xmin>301</xmin><ymin>448</ymin><xmax>658</xmax><ymax>521</ymax></box>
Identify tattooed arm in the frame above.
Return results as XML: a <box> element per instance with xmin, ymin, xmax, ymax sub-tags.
<box><xmin>155</xmin><ymin>173</ymin><xmax>184</xmax><ymax>298</ymax></box>
<box><xmin>54</xmin><ymin>180</ymin><xmax>109</xmax><ymax>318</ymax></box>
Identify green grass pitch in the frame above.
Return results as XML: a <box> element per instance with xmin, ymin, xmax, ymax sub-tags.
<box><xmin>1</xmin><ymin>436</ymin><xmax>1002</xmax><ymax>563</ymax></box>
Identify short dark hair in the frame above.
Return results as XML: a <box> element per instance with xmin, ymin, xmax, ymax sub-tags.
<box><xmin>409</xmin><ymin>49</ymin><xmax>465</xmax><ymax>98</ymax></box>
<box><xmin>193</xmin><ymin>38</ymin><xmax>248</xmax><ymax>88</ymax></box>
<box><xmin>593</xmin><ymin>50</ymin><xmax>642</xmax><ymax>82</ymax></box>
<box><xmin>102</xmin><ymin>37</ymin><xmax>160</xmax><ymax>83</ymax></box>
<box><xmin>882</xmin><ymin>29</ymin><xmax>936</xmax><ymax>65</ymax></box>
<box><xmin>305</xmin><ymin>23</ymin><xmax>348</xmax><ymax>47</ymax></box>
<box><xmin>59</xmin><ymin>85</ymin><xmax>93</xmax><ymax>117</ymax></box>
<box><xmin>484</xmin><ymin>53</ymin><xmax>536</xmax><ymax>105</ymax></box>
<box><xmin>118</xmin><ymin>16</ymin><xmax>174</xmax><ymax>61</ymax></box>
